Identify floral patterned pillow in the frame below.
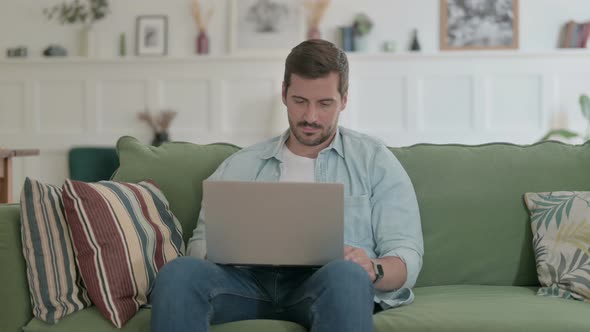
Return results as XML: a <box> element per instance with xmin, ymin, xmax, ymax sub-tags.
<box><xmin>524</xmin><ymin>191</ymin><xmax>590</xmax><ymax>302</ymax></box>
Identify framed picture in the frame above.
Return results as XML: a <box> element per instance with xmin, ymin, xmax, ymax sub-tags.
<box><xmin>136</xmin><ymin>15</ymin><xmax>168</xmax><ymax>56</ymax></box>
<box><xmin>229</xmin><ymin>0</ymin><xmax>305</xmax><ymax>55</ymax></box>
<box><xmin>440</xmin><ymin>0</ymin><xmax>519</xmax><ymax>50</ymax></box>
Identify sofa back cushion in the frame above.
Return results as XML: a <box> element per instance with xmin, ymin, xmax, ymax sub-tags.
<box><xmin>111</xmin><ymin>137</ymin><xmax>240</xmax><ymax>244</ymax></box>
<box><xmin>390</xmin><ymin>142</ymin><xmax>590</xmax><ymax>287</ymax></box>
<box><xmin>113</xmin><ymin>137</ymin><xmax>590</xmax><ymax>288</ymax></box>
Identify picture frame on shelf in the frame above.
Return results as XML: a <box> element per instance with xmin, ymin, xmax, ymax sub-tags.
<box><xmin>440</xmin><ymin>0</ymin><xmax>519</xmax><ymax>51</ymax></box>
<box><xmin>229</xmin><ymin>0</ymin><xmax>305</xmax><ymax>55</ymax></box>
<box><xmin>136</xmin><ymin>15</ymin><xmax>168</xmax><ymax>56</ymax></box>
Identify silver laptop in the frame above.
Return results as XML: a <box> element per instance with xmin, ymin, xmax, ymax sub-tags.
<box><xmin>203</xmin><ymin>180</ymin><xmax>344</xmax><ymax>266</ymax></box>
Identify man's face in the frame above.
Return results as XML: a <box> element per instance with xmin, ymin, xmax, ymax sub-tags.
<box><xmin>282</xmin><ymin>72</ymin><xmax>347</xmax><ymax>147</ymax></box>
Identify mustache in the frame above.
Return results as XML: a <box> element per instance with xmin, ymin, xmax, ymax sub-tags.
<box><xmin>297</xmin><ymin>121</ymin><xmax>322</xmax><ymax>129</ymax></box>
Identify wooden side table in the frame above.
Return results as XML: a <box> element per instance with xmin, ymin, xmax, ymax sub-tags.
<box><xmin>0</xmin><ymin>149</ymin><xmax>40</xmax><ymax>204</ymax></box>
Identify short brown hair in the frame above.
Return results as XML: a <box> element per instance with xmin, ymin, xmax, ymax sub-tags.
<box><xmin>284</xmin><ymin>40</ymin><xmax>349</xmax><ymax>99</ymax></box>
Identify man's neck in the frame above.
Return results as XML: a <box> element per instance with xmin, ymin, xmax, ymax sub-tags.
<box><xmin>285</xmin><ymin>131</ymin><xmax>337</xmax><ymax>159</ymax></box>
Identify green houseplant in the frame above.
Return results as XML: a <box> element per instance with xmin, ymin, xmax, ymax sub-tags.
<box><xmin>43</xmin><ymin>0</ymin><xmax>110</xmax><ymax>57</ymax></box>
<box><xmin>541</xmin><ymin>94</ymin><xmax>590</xmax><ymax>142</ymax></box>
<box><xmin>44</xmin><ymin>0</ymin><xmax>109</xmax><ymax>25</ymax></box>
<box><xmin>352</xmin><ymin>13</ymin><xmax>373</xmax><ymax>52</ymax></box>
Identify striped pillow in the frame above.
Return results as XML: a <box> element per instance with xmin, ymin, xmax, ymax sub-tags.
<box><xmin>61</xmin><ymin>179</ymin><xmax>184</xmax><ymax>328</ymax></box>
<box><xmin>20</xmin><ymin>177</ymin><xmax>91</xmax><ymax>324</ymax></box>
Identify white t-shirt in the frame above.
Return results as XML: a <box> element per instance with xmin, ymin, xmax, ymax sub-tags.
<box><xmin>279</xmin><ymin>144</ymin><xmax>316</xmax><ymax>182</ymax></box>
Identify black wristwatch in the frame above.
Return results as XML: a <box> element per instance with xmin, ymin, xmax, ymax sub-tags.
<box><xmin>372</xmin><ymin>260</ymin><xmax>384</xmax><ymax>284</ymax></box>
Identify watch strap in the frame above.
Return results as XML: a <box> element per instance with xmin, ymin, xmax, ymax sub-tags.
<box><xmin>372</xmin><ymin>260</ymin><xmax>384</xmax><ymax>284</ymax></box>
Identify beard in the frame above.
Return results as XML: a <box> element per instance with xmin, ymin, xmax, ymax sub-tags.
<box><xmin>288</xmin><ymin>119</ymin><xmax>337</xmax><ymax>147</ymax></box>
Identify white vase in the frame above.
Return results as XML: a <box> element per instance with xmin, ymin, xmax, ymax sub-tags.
<box><xmin>353</xmin><ymin>35</ymin><xmax>369</xmax><ymax>52</ymax></box>
<box><xmin>80</xmin><ymin>25</ymin><xmax>98</xmax><ymax>57</ymax></box>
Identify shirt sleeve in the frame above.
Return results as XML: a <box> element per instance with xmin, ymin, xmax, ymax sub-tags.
<box><xmin>370</xmin><ymin>144</ymin><xmax>424</xmax><ymax>290</ymax></box>
<box><xmin>186</xmin><ymin>159</ymin><xmax>230</xmax><ymax>259</ymax></box>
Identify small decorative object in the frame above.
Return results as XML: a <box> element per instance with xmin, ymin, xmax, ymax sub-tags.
<box><xmin>119</xmin><ymin>33</ymin><xmax>127</xmax><ymax>57</ymax></box>
<box><xmin>43</xmin><ymin>0</ymin><xmax>110</xmax><ymax>57</ymax></box>
<box><xmin>137</xmin><ymin>109</ymin><xmax>177</xmax><ymax>146</ymax></box>
<box><xmin>136</xmin><ymin>15</ymin><xmax>168</xmax><ymax>56</ymax></box>
<box><xmin>229</xmin><ymin>0</ymin><xmax>305</xmax><ymax>54</ymax></box>
<box><xmin>43</xmin><ymin>45</ymin><xmax>68</xmax><ymax>57</ymax></box>
<box><xmin>440</xmin><ymin>0</ymin><xmax>519</xmax><ymax>50</ymax></box>
<box><xmin>540</xmin><ymin>94</ymin><xmax>590</xmax><ymax>143</ymax></box>
<box><xmin>382</xmin><ymin>40</ymin><xmax>396</xmax><ymax>52</ymax></box>
<box><xmin>304</xmin><ymin>0</ymin><xmax>331</xmax><ymax>40</ymax></box>
<box><xmin>410</xmin><ymin>29</ymin><xmax>421</xmax><ymax>51</ymax></box>
<box><xmin>191</xmin><ymin>0</ymin><xmax>214</xmax><ymax>55</ymax></box>
<box><xmin>352</xmin><ymin>13</ymin><xmax>373</xmax><ymax>52</ymax></box>
<box><xmin>339</xmin><ymin>26</ymin><xmax>354</xmax><ymax>52</ymax></box>
<box><xmin>6</xmin><ymin>46</ymin><xmax>28</xmax><ymax>58</ymax></box>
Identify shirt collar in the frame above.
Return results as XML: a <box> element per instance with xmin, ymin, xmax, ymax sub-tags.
<box><xmin>259</xmin><ymin>127</ymin><xmax>344</xmax><ymax>160</ymax></box>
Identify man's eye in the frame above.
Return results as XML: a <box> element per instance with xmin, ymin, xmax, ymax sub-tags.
<box><xmin>294</xmin><ymin>99</ymin><xmax>305</xmax><ymax>104</ymax></box>
<box><xmin>320</xmin><ymin>102</ymin><xmax>333</xmax><ymax>107</ymax></box>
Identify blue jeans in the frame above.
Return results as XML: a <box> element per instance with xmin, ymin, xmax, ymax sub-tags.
<box><xmin>150</xmin><ymin>257</ymin><xmax>375</xmax><ymax>332</ymax></box>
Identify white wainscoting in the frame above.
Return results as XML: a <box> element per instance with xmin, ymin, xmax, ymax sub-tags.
<box><xmin>1</xmin><ymin>50</ymin><xmax>590</xmax><ymax>201</ymax></box>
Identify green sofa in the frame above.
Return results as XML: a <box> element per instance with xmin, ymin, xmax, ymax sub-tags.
<box><xmin>2</xmin><ymin>137</ymin><xmax>590</xmax><ymax>332</ymax></box>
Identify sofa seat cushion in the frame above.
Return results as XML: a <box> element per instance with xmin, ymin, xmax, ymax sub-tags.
<box><xmin>23</xmin><ymin>307</ymin><xmax>307</xmax><ymax>332</ymax></box>
<box><xmin>374</xmin><ymin>285</ymin><xmax>590</xmax><ymax>331</ymax></box>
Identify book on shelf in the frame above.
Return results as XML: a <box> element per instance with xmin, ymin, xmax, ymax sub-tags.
<box><xmin>561</xmin><ymin>20</ymin><xmax>590</xmax><ymax>48</ymax></box>
<box><xmin>581</xmin><ymin>24</ymin><xmax>590</xmax><ymax>48</ymax></box>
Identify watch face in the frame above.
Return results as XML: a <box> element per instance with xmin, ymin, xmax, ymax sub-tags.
<box><xmin>376</xmin><ymin>263</ymin><xmax>384</xmax><ymax>277</ymax></box>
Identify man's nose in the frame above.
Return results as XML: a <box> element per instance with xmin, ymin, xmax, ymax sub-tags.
<box><xmin>302</xmin><ymin>105</ymin><xmax>318</xmax><ymax>123</ymax></box>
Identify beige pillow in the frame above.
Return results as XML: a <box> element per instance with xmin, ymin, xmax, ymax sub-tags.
<box><xmin>524</xmin><ymin>191</ymin><xmax>590</xmax><ymax>302</ymax></box>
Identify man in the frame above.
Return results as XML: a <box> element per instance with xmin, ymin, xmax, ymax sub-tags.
<box><xmin>151</xmin><ymin>39</ymin><xmax>423</xmax><ymax>332</ymax></box>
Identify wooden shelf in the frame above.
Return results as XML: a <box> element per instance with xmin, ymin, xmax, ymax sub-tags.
<box><xmin>1</xmin><ymin>49</ymin><xmax>590</xmax><ymax>65</ymax></box>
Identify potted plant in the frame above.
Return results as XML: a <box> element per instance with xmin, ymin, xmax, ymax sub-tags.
<box><xmin>541</xmin><ymin>94</ymin><xmax>590</xmax><ymax>143</ymax></box>
<box><xmin>352</xmin><ymin>13</ymin><xmax>373</xmax><ymax>52</ymax></box>
<box><xmin>138</xmin><ymin>110</ymin><xmax>178</xmax><ymax>147</ymax></box>
<box><xmin>44</xmin><ymin>0</ymin><xmax>110</xmax><ymax>57</ymax></box>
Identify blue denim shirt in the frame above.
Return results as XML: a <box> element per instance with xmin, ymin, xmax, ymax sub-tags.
<box><xmin>187</xmin><ymin>127</ymin><xmax>424</xmax><ymax>308</ymax></box>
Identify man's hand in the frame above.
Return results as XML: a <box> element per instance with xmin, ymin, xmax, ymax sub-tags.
<box><xmin>344</xmin><ymin>246</ymin><xmax>375</xmax><ymax>282</ymax></box>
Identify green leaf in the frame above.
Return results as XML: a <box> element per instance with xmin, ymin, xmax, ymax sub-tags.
<box><xmin>540</xmin><ymin>129</ymin><xmax>580</xmax><ymax>141</ymax></box>
<box><xmin>580</xmin><ymin>94</ymin><xmax>590</xmax><ymax>121</ymax></box>
<box><xmin>547</xmin><ymin>262</ymin><xmax>558</xmax><ymax>282</ymax></box>
<box><xmin>552</xmin><ymin>248</ymin><xmax>590</xmax><ymax>294</ymax></box>
<box><xmin>555</xmin><ymin>202</ymin><xmax>565</xmax><ymax>229</ymax></box>
<box><xmin>566</xmin><ymin>197</ymin><xmax>574</xmax><ymax>218</ymax></box>
<box><xmin>557</xmin><ymin>253</ymin><xmax>567</xmax><ymax>278</ymax></box>
<box><xmin>544</xmin><ymin>206</ymin><xmax>556</xmax><ymax>229</ymax></box>
<box><xmin>533</xmin><ymin>234</ymin><xmax>547</xmax><ymax>264</ymax></box>
<box><xmin>568</xmin><ymin>248</ymin><xmax>581</xmax><ymax>272</ymax></box>
<box><xmin>530</xmin><ymin>193</ymin><xmax>577</xmax><ymax>231</ymax></box>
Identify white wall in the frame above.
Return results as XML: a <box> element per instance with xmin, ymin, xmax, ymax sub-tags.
<box><xmin>1</xmin><ymin>0</ymin><xmax>590</xmax><ymax>57</ymax></box>
<box><xmin>2</xmin><ymin>0</ymin><xmax>590</xmax><ymax>202</ymax></box>
<box><xmin>3</xmin><ymin>51</ymin><xmax>590</xmax><ymax>202</ymax></box>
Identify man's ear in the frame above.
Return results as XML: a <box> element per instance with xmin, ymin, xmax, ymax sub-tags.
<box><xmin>282</xmin><ymin>81</ymin><xmax>287</xmax><ymax>106</ymax></box>
<box><xmin>340</xmin><ymin>92</ymin><xmax>348</xmax><ymax>111</ymax></box>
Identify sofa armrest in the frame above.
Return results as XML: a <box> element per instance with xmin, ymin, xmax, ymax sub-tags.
<box><xmin>0</xmin><ymin>204</ymin><xmax>33</xmax><ymax>332</ymax></box>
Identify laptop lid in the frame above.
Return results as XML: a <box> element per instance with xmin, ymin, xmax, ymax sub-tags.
<box><xmin>203</xmin><ymin>180</ymin><xmax>344</xmax><ymax>266</ymax></box>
